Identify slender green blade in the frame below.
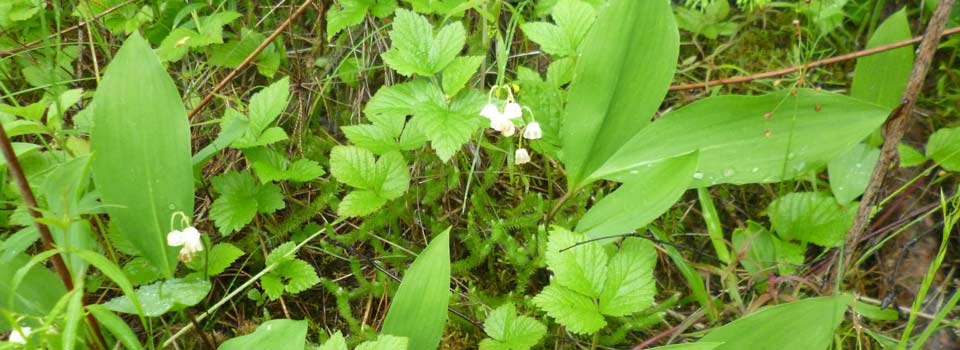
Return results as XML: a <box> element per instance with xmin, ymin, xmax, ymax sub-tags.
<box><xmin>560</xmin><ymin>0</ymin><xmax>678</xmax><ymax>188</ymax></box>
<box><xmin>90</xmin><ymin>33</ymin><xmax>194</xmax><ymax>278</ymax></box>
<box><xmin>700</xmin><ymin>295</ymin><xmax>852</xmax><ymax>350</ymax></box>
<box><xmin>218</xmin><ymin>319</ymin><xmax>308</xmax><ymax>350</ymax></box>
<box><xmin>595</xmin><ymin>89</ymin><xmax>890</xmax><ymax>187</ymax></box>
<box><xmin>382</xmin><ymin>228</ymin><xmax>451</xmax><ymax>350</ymax></box>
<box><xmin>577</xmin><ymin>152</ymin><xmax>696</xmax><ymax>239</ymax></box>
<box><xmin>851</xmin><ymin>8</ymin><xmax>913</xmax><ymax>109</ymax></box>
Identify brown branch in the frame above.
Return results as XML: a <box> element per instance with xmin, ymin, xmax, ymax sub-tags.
<box><xmin>838</xmin><ymin>0</ymin><xmax>957</xmax><ymax>280</ymax></box>
<box><xmin>0</xmin><ymin>124</ymin><xmax>107</xmax><ymax>349</ymax></box>
<box><xmin>0</xmin><ymin>0</ymin><xmax>137</xmax><ymax>57</ymax></box>
<box><xmin>186</xmin><ymin>0</ymin><xmax>315</xmax><ymax>122</ymax></box>
<box><xmin>668</xmin><ymin>26</ymin><xmax>960</xmax><ymax>92</ymax></box>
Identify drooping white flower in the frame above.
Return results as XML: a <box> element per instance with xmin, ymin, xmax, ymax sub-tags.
<box><xmin>166</xmin><ymin>229</ymin><xmax>184</xmax><ymax>246</ymax></box>
<box><xmin>522</xmin><ymin>122</ymin><xmax>542</xmax><ymax>140</ymax></box>
<box><xmin>500</xmin><ymin>121</ymin><xmax>516</xmax><ymax>137</ymax></box>
<box><xmin>167</xmin><ymin>226</ymin><xmax>204</xmax><ymax>262</ymax></box>
<box><xmin>8</xmin><ymin>327</ymin><xmax>31</xmax><ymax>344</ymax></box>
<box><xmin>503</xmin><ymin>102</ymin><xmax>523</xmax><ymax>119</ymax></box>
<box><xmin>515</xmin><ymin>148</ymin><xmax>531</xmax><ymax>165</ymax></box>
<box><xmin>480</xmin><ymin>103</ymin><xmax>500</xmax><ymax>120</ymax></box>
<box><xmin>480</xmin><ymin>102</ymin><xmax>522</xmax><ymax>136</ymax></box>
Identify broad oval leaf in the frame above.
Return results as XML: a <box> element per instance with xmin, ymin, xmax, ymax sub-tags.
<box><xmin>594</xmin><ymin>89</ymin><xmax>890</xmax><ymax>187</ymax></box>
<box><xmin>90</xmin><ymin>32</ymin><xmax>194</xmax><ymax>278</ymax></box>
<box><xmin>576</xmin><ymin>152</ymin><xmax>697</xmax><ymax>239</ymax></box>
<box><xmin>103</xmin><ymin>277</ymin><xmax>211</xmax><ymax>317</ymax></box>
<box><xmin>700</xmin><ymin>295</ymin><xmax>852</xmax><ymax>350</ymax></box>
<box><xmin>828</xmin><ymin>143</ymin><xmax>880</xmax><ymax>205</ymax></box>
<box><xmin>218</xmin><ymin>319</ymin><xmax>307</xmax><ymax>350</ymax></box>
<box><xmin>926</xmin><ymin>126</ymin><xmax>960</xmax><ymax>171</ymax></box>
<box><xmin>0</xmin><ymin>253</ymin><xmax>66</xmax><ymax>331</ymax></box>
<box><xmin>560</xmin><ymin>0</ymin><xmax>679</xmax><ymax>188</ymax></box>
<box><xmin>850</xmin><ymin>8</ymin><xmax>913</xmax><ymax>109</ymax></box>
<box><xmin>767</xmin><ymin>192</ymin><xmax>856</xmax><ymax>248</ymax></box>
<box><xmin>382</xmin><ymin>228</ymin><xmax>451</xmax><ymax>350</ymax></box>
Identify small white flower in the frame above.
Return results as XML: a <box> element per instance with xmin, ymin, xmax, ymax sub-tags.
<box><xmin>522</xmin><ymin>122</ymin><xmax>542</xmax><ymax>140</ymax></box>
<box><xmin>168</xmin><ymin>226</ymin><xmax>203</xmax><ymax>262</ymax></box>
<box><xmin>503</xmin><ymin>102</ymin><xmax>523</xmax><ymax>119</ymax></box>
<box><xmin>515</xmin><ymin>148</ymin><xmax>531</xmax><ymax>165</ymax></box>
<box><xmin>166</xmin><ymin>230</ymin><xmax>184</xmax><ymax>246</ymax></box>
<box><xmin>500</xmin><ymin>121</ymin><xmax>516</xmax><ymax>137</ymax></box>
<box><xmin>480</xmin><ymin>103</ymin><xmax>500</xmax><ymax>120</ymax></box>
<box><xmin>8</xmin><ymin>327</ymin><xmax>31</xmax><ymax>344</ymax></box>
<box><xmin>480</xmin><ymin>102</ymin><xmax>522</xmax><ymax>136</ymax></box>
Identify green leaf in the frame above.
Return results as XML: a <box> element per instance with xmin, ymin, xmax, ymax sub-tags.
<box><xmin>219</xmin><ymin>319</ymin><xmax>307</xmax><ymax>350</ymax></box>
<box><xmin>647</xmin><ymin>344</ymin><xmax>722</xmax><ymax>350</ymax></box>
<box><xmin>356</xmin><ymin>335</ymin><xmax>409</xmax><ymax>350</ymax></box>
<box><xmin>330</xmin><ymin>147</ymin><xmax>409</xmax><ymax>216</ymax></box>
<box><xmin>249</xmin><ymin>77</ymin><xmax>290</xmax><ymax>133</ymax></box>
<box><xmin>731</xmin><ymin>221</ymin><xmax>778</xmax><ymax>277</ymax></box>
<box><xmin>330</xmin><ymin>145</ymin><xmax>379</xmax><ymax>189</ymax></box>
<box><xmin>521</xmin><ymin>0</ymin><xmax>595</xmax><ymax>57</ymax></box>
<box><xmin>828</xmin><ymin>143</ymin><xmax>880</xmax><ymax>205</ymax></box>
<box><xmin>415</xmin><ymin>90</ymin><xmax>484</xmax><ymax>161</ymax></box>
<box><xmin>480</xmin><ymin>303</ymin><xmax>546</xmax><ymax>350</ymax></box>
<box><xmin>103</xmin><ymin>277</ymin><xmax>211</xmax><ymax>317</ymax></box>
<box><xmin>209</xmin><ymin>171</ymin><xmax>286</xmax><ymax>234</ymax></box>
<box><xmin>577</xmin><ymin>152</ymin><xmax>697</xmax><ymax>239</ymax></box>
<box><xmin>545</xmin><ymin>227</ymin><xmax>607</xmax><ymax>297</ymax></box>
<box><xmin>262</xmin><ymin>259</ymin><xmax>320</xmax><ymax>300</ymax></box>
<box><xmin>598</xmin><ymin>238</ymin><xmax>656</xmax><ymax>316</ymax></box>
<box><xmin>850</xmin><ymin>9</ymin><xmax>913</xmax><ymax>109</ymax></box>
<box><xmin>442</xmin><ymin>55</ymin><xmax>483</xmax><ymax>97</ymax></box>
<box><xmin>319</xmin><ymin>331</ymin><xmax>348</xmax><ymax>350</ymax></box>
<box><xmin>898</xmin><ymin>143</ymin><xmax>927</xmax><ymax>167</ymax></box>
<box><xmin>326</xmin><ymin>0</ymin><xmax>370</xmax><ymax>40</ymax></box>
<box><xmin>186</xmin><ymin>243</ymin><xmax>245</xmax><ymax>276</ymax></box>
<box><xmin>0</xmin><ymin>254</ymin><xmax>66</xmax><ymax>331</ymax></box>
<box><xmin>88</xmin><ymin>304</ymin><xmax>143</xmax><ymax>350</ymax></box>
<box><xmin>534</xmin><ymin>228</ymin><xmax>660</xmax><ymax>334</ymax></box>
<box><xmin>90</xmin><ymin>32</ymin><xmax>193</xmax><ymax>278</ymax></box>
<box><xmin>561</xmin><ymin>0</ymin><xmax>679</xmax><ymax>188</ymax></box>
<box><xmin>926</xmin><ymin>126</ymin><xmax>960</xmax><ymax>171</ymax></box>
<box><xmin>382</xmin><ymin>228</ymin><xmax>451</xmax><ymax>350</ymax></box>
<box><xmin>123</xmin><ymin>257</ymin><xmax>163</xmax><ymax>286</ymax></box>
<box><xmin>532</xmin><ymin>284</ymin><xmax>606</xmax><ymax>335</ymax></box>
<box><xmin>382</xmin><ymin>9</ymin><xmax>465</xmax><ymax>76</ymax></box>
<box><xmin>266</xmin><ymin>242</ymin><xmax>297</xmax><ymax>266</ymax></box>
<box><xmin>343</xmin><ymin>124</ymin><xmax>402</xmax><ymax>154</ymax></box>
<box><xmin>595</xmin><ymin>89</ymin><xmax>891</xmax><ymax>187</ymax></box>
<box><xmin>208</xmin><ymin>28</ymin><xmax>280</xmax><ymax>77</ymax></box>
<box><xmin>520</xmin><ymin>23</ymin><xmax>569</xmax><ymax>57</ymax></box>
<box><xmin>245</xmin><ymin>147</ymin><xmax>325</xmax><ymax>183</ymax></box>
<box><xmin>767</xmin><ymin>192</ymin><xmax>855</xmax><ymax>247</ymax></box>
<box><xmin>338</xmin><ymin>190</ymin><xmax>389</xmax><ymax>217</ymax></box>
<box><xmin>700</xmin><ymin>295</ymin><xmax>851</xmax><ymax>350</ymax></box>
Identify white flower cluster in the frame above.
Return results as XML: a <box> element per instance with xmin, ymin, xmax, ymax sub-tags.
<box><xmin>167</xmin><ymin>226</ymin><xmax>203</xmax><ymax>262</ymax></box>
<box><xmin>479</xmin><ymin>84</ymin><xmax>542</xmax><ymax>165</ymax></box>
<box><xmin>6</xmin><ymin>327</ymin><xmax>30</xmax><ymax>344</ymax></box>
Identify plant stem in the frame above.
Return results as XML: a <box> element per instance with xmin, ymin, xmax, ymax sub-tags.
<box><xmin>0</xmin><ymin>123</ymin><xmax>108</xmax><ymax>349</ymax></box>
<box><xmin>837</xmin><ymin>0</ymin><xmax>957</xmax><ymax>284</ymax></box>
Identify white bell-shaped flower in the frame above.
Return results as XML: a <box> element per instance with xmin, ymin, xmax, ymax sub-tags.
<box><xmin>166</xmin><ymin>230</ymin><xmax>184</xmax><ymax>246</ymax></box>
<box><xmin>500</xmin><ymin>121</ymin><xmax>516</xmax><ymax>137</ymax></box>
<box><xmin>168</xmin><ymin>226</ymin><xmax>204</xmax><ymax>262</ymax></box>
<box><xmin>522</xmin><ymin>122</ymin><xmax>542</xmax><ymax>140</ymax></box>
<box><xmin>480</xmin><ymin>103</ymin><xmax>500</xmax><ymax>121</ymax></box>
<box><xmin>515</xmin><ymin>148</ymin><xmax>531</xmax><ymax>165</ymax></box>
<box><xmin>480</xmin><ymin>101</ymin><xmax>523</xmax><ymax>137</ymax></box>
<box><xmin>8</xmin><ymin>327</ymin><xmax>31</xmax><ymax>344</ymax></box>
<box><xmin>503</xmin><ymin>102</ymin><xmax>523</xmax><ymax>119</ymax></box>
